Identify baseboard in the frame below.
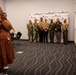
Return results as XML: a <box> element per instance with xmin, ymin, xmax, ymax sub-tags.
<box><xmin>18</xmin><ymin>39</ymin><xmax>28</xmax><ymax>41</ymax></box>
<box><xmin>14</xmin><ymin>39</ymin><xmax>74</xmax><ymax>43</ymax></box>
<box><xmin>14</xmin><ymin>39</ymin><xmax>28</xmax><ymax>41</ymax></box>
<box><xmin>68</xmin><ymin>41</ymin><xmax>74</xmax><ymax>43</ymax></box>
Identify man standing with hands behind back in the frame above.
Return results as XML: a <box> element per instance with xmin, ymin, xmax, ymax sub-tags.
<box><xmin>55</xmin><ymin>18</ymin><xmax>62</xmax><ymax>44</ymax></box>
<box><xmin>62</xmin><ymin>19</ymin><xmax>68</xmax><ymax>44</ymax></box>
<box><xmin>49</xmin><ymin>19</ymin><xmax>55</xmax><ymax>43</ymax></box>
<box><xmin>33</xmin><ymin>19</ymin><xmax>38</xmax><ymax>42</ymax></box>
<box><xmin>27</xmin><ymin>20</ymin><xmax>33</xmax><ymax>42</ymax></box>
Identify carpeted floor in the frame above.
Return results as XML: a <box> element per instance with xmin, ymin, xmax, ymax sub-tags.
<box><xmin>4</xmin><ymin>41</ymin><xmax>76</xmax><ymax>75</ymax></box>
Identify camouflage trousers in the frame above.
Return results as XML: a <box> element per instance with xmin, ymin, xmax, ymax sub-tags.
<box><xmin>49</xmin><ymin>31</ymin><xmax>54</xmax><ymax>43</ymax></box>
<box><xmin>63</xmin><ymin>30</ymin><xmax>68</xmax><ymax>44</ymax></box>
<box><xmin>33</xmin><ymin>32</ymin><xmax>38</xmax><ymax>42</ymax></box>
<box><xmin>28</xmin><ymin>33</ymin><xmax>33</xmax><ymax>42</ymax></box>
<box><xmin>56</xmin><ymin>32</ymin><xmax>61</xmax><ymax>43</ymax></box>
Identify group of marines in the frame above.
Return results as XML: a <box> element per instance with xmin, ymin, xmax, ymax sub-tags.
<box><xmin>27</xmin><ymin>17</ymin><xmax>68</xmax><ymax>44</ymax></box>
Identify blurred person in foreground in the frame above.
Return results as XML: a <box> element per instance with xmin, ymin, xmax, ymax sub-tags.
<box><xmin>0</xmin><ymin>7</ymin><xmax>15</xmax><ymax>75</ymax></box>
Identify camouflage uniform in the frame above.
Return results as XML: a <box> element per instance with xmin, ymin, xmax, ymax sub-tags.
<box><xmin>55</xmin><ymin>21</ymin><xmax>62</xmax><ymax>43</ymax></box>
<box><xmin>33</xmin><ymin>22</ymin><xmax>38</xmax><ymax>42</ymax></box>
<box><xmin>49</xmin><ymin>22</ymin><xmax>55</xmax><ymax>43</ymax></box>
<box><xmin>27</xmin><ymin>23</ymin><xmax>33</xmax><ymax>42</ymax></box>
<box><xmin>62</xmin><ymin>23</ymin><xmax>68</xmax><ymax>44</ymax></box>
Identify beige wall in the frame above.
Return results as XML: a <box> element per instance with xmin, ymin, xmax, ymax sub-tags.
<box><xmin>6</xmin><ymin>0</ymin><xmax>75</xmax><ymax>41</ymax></box>
<box><xmin>75</xmin><ymin>29</ymin><xmax>76</xmax><ymax>44</ymax></box>
<box><xmin>74</xmin><ymin>13</ymin><xmax>76</xmax><ymax>44</ymax></box>
<box><xmin>0</xmin><ymin>0</ymin><xmax>6</xmax><ymax>12</ymax></box>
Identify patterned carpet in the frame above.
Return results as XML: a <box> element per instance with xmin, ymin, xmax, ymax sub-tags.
<box><xmin>4</xmin><ymin>41</ymin><xmax>76</xmax><ymax>75</ymax></box>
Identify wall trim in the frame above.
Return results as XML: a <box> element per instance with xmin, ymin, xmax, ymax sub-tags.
<box><xmin>14</xmin><ymin>39</ymin><xmax>74</xmax><ymax>43</ymax></box>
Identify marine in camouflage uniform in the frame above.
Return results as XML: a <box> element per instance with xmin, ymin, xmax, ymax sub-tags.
<box><xmin>62</xmin><ymin>19</ymin><xmax>68</xmax><ymax>44</ymax></box>
<box><xmin>33</xmin><ymin>19</ymin><xmax>38</xmax><ymax>42</ymax></box>
<box><xmin>55</xmin><ymin>18</ymin><xmax>62</xmax><ymax>44</ymax></box>
<box><xmin>49</xmin><ymin>19</ymin><xmax>55</xmax><ymax>43</ymax></box>
<box><xmin>27</xmin><ymin>20</ymin><xmax>33</xmax><ymax>42</ymax></box>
